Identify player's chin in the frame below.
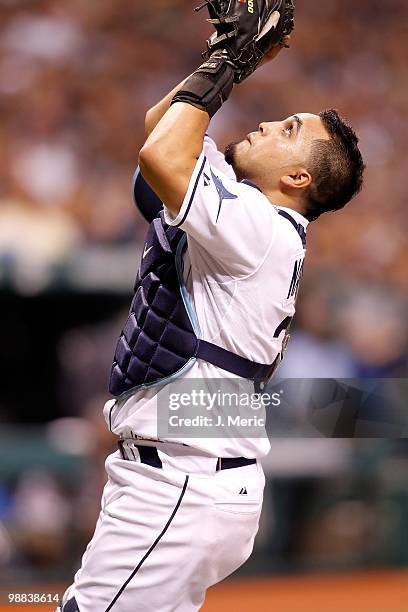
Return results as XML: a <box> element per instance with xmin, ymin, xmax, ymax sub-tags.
<box><xmin>224</xmin><ymin>140</ymin><xmax>247</xmax><ymax>168</ymax></box>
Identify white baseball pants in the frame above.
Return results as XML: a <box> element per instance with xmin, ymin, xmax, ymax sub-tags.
<box><xmin>62</xmin><ymin>445</ymin><xmax>265</xmax><ymax>611</ymax></box>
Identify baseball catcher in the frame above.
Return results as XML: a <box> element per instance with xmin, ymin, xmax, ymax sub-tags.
<box><xmin>58</xmin><ymin>2</ymin><xmax>364</xmax><ymax>610</ymax></box>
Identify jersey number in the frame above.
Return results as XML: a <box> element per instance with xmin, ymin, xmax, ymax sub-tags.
<box><xmin>273</xmin><ymin>258</ymin><xmax>304</xmax><ymax>341</ymax></box>
<box><xmin>273</xmin><ymin>316</ymin><xmax>293</xmax><ymax>338</ymax></box>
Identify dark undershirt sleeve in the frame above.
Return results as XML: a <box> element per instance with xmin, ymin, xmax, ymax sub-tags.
<box><xmin>132</xmin><ymin>166</ymin><xmax>163</xmax><ymax>223</ymax></box>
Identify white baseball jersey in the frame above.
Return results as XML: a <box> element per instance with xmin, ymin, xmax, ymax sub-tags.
<box><xmin>104</xmin><ymin>135</ymin><xmax>309</xmax><ymax>459</ymax></box>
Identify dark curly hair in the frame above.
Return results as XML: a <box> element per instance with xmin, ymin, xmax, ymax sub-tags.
<box><xmin>303</xmin><ymin>109</ymin><xmax>365</xmax><ymax>222</ymax></box>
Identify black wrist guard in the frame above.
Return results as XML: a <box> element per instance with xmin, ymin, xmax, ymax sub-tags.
<box><xmin>171</xmin><ymin>55</ymin><xmax>234</xmax><ymax>118</ymax></box>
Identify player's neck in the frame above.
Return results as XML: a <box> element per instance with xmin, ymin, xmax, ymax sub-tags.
<box><xmin>262</xmin><ymin>189</ymin><xmax>306</xmax><ymax>216</ymax></box>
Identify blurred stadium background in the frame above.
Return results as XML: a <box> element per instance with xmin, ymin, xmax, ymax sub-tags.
<box><xmin>0</xmin><ymin>0</ymin><xmax>407</xmax><ymax>609</ymax></box>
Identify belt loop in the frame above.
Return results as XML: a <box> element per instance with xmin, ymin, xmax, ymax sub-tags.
<box><xmin>216</xmin><ymin>458</ymin><xmax>222</xmax><ymax>471</ymax></box>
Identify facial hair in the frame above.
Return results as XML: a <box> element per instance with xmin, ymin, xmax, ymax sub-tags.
<box><xmin>224</xmin><ymin>141</ymin><xmax>246</xmax><ymax>181</ymax></box>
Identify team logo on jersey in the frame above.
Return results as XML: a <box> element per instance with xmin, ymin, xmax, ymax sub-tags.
<box><xmin>203</xmin><ymin>173</ymin><xmax>211</xmax><ymax>186</ymax></box>
<box><xmin>210</xmin><ymin>168</ymin><xmax>238</xmax><ymax>222</ymax></box>
<box><xmin>239</xmin><ymin>487</ymin><xmax>248</xmax><ymax>495</ymax></box>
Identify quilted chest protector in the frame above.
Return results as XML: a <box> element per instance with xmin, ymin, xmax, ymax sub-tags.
<box><xmin>109</xmin><ymin>212</ymin><xmax>198</xmax><ymax>397</ymax></box>
<box><xmin>108</xmin><ymin>208</ymin><xmax>303</xmax><ymax>398</ymax></box>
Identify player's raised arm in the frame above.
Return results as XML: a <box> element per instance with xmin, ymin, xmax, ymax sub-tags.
<box><xmin>139</xmin><ymin>101</ymin><xmax>210</xmax><ymax>216</ymax></box>
<box><xmin>139</xmin><ymin>56</ymin><xmax>233</xmax><ymax>216</ymax></box>
<box><xmin>132</xmin><ymin>78</ymin><xmax>195</xmax><ymax>223</ymax></box>
<box><xmin>144</xmin><ymin>77</ymin><xmax>191</xmax><ymax>138</ymax></box>
<box><xmin>139</xmin><ymin>1</ymin><xmax>294</xmax><ymax>217</ymax></box>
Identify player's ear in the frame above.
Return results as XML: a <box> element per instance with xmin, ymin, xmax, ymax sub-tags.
<box><xmin>280</xmin><ymin>169</ymin><xmax>312</xmax><ymax>192</ymax></box>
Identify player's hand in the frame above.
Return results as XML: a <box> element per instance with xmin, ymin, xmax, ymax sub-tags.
<box><xmin>258</xmin><ymin>35</ymin><xmax>291</xmax><ymax>67</ymax></box>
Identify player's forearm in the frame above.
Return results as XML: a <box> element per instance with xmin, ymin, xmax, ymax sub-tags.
<box><xmin>144</xmin><ymin>52</ymin><xmax>235</xmax><ymax>138</ymax></box>
<box><xmin>139</xmin><ymin>102</ymin><xmax>209</xmax><ymax>214</ymax></box>
<box><xmin>140</xmin><ymin>56</ymin><xmax>234</xmax><ymax>215</ymax></box>
<box><xmin>144</xmin><ymin>77</ymin><xmax>190</xmax><ymax>138</ymax></box>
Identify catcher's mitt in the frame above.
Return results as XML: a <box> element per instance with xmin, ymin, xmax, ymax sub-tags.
<box><xmin>197</xmin><ymin>0</ymin><xmax>295</xmax><ymax>83</ymax></box>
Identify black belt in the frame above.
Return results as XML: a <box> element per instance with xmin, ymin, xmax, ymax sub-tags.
<box><xmin>118</xmin><ymin>441</ymin><xmax>256</xmax><ymax>471</ymax></box>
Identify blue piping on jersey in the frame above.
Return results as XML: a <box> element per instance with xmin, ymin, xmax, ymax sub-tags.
<box><xmin>175</xmin><ymin>156</ymin><xmax>207</xmax><ymax>228</ymax></box>
<box><xmin>175</xmin><ymin>234</ymin><xmax>202</xmax><ymax>338</ymax></box>
<box><xmin>242</xmin><ymin>179</ymin><xmax>307</xmax><ymax>246</ymax></box>
<box><xmin>241</xmin><ymin>179</ymin><xmax>262</xmax><ymax>192</ymax></box>
<box><xmin>277</xmin><ymin>209</ymin><xmax>307</xmax><ymax>246</ymax></box>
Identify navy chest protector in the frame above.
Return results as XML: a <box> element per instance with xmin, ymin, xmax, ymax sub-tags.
<box><xmin>109</xmin><ymin>211</ymin><xmax>287</xmax><ymax>397</ymax></box>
